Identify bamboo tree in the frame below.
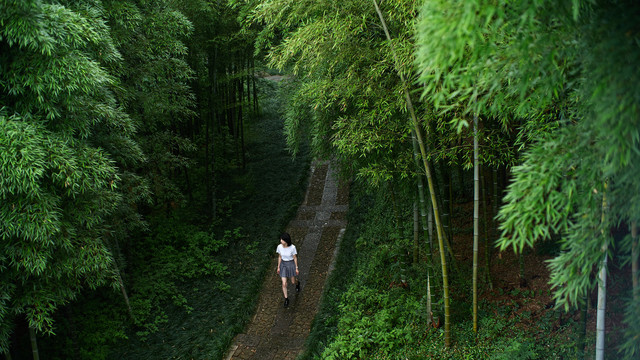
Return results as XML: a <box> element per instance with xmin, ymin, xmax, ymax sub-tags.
<box><xmin>0</xmin><ymin>0</ymin><xmax>140</xmax><ymax>350</ymax></box>
<box><xmin>633</xmin><ymin>222</ymin><xmax>638</xmax><ymax>301</ymax></box>
<box><xmin>413</xmin><ymin>200</ymin><xmax>420</xmax><ymax>265</ymax></box>
<box><xmin>596</xmin><ymin>183</ymin><xmax>609</xmax><ymax>360</ymax></box>
<box><xmin>480</xmin><ymin>166</ymin><xmax>493</xmax><ymax>289</ymax></box>
<box><xmin>578</xmin><ymin>296</ymin><xmax>588</xmax><ymax>360</ymax></box>
<box><xmin>372</xmin><ymin>0</ymin><xmax>451</xmax><ymax>346</ymax></box>
<box><xmin>28</xmin><ymin>327</ymin><xmax>39</xmax><ymax>360</ymax></box>
<box><xmin>412</xmin><ymin>129</ymin><xmax>435</xmax><ymax>329</ymax></box>
<box><xmin>412</xmin><ymin>130</ymin><xmax>433</xmax><ymax>261</ymax></box>
<box><xmin>473</xmin><ymin>112</ymin><xmax>479</xmax><ymax>333</ymax></box>
<box><xmin>417</xmin><ymin>0</ymin><xmax>640</xmax><ymax>354</ymax></box>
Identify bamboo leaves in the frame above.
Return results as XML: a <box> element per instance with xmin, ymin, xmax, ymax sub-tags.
<box><xmin>0</xmin><ymin>0</ymin><xmax>136</xmax><ymax>351</ymax></box>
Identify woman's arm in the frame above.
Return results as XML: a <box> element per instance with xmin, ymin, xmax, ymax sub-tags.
<box><xmin>277</xmin><ymin>254</ymin><xmax>281</xmax><ymax>274</ymax></box>
<box><xmin>293</xmin><ymin>254</ymin><xmax>299</xmax><ymax>275</ymax></box>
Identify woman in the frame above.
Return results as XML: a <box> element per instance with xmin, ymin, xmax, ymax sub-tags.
<box><xmin>276</xmin><ymin>232</ymin><xmax>300</xmax><ymax>307</ymax></box>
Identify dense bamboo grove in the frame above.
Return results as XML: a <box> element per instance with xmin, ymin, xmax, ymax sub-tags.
<box><xmin>1</xmin><ymin>0</ymin><xmax>266</xmax><ymax>357</ymax></box>
<box><xmin>1</xmin><ymin>0</ymin><xmax>639</xmax><ymax>359</ymax></box>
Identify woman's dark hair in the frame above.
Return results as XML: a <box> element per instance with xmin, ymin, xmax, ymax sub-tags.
<box><xmin>280</xmin><ymin>232</ymin><xmax>292</xmax><ymax>246</ymax></box>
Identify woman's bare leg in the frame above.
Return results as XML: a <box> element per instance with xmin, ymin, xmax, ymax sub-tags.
<box><xmin>281</xmin><ymin>277</ymin><xmax>288</xmax><ymax>299</ymax></box>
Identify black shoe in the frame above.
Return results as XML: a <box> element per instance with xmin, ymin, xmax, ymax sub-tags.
<box><xmin>284</xmin><ymin>298</ymin><xmax>289</xmax><ymax>308</ymax></box>
<box><xmin>296</xmin><ymin>282</ymin><xmax>301</xmax><ymax>293</ymax></box>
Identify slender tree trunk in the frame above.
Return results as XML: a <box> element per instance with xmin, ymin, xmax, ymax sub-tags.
<box><xmin>251</xmin><ymin>56</ymin><xmax>259</xmax><ymax>115</ymax></box>
<box><xmin>238</xmin><ymin>73</ymin><xmax>246</xmax><ymax>169</ymax></box>
<box><xmin>372</xmin><ymin>0</ymin><xmax>451</xmax><ymax>345</ymax></box>
<box><xmin>493</xmin><ymin>167</ymin><xmax>499</xmax><ymax>236</ymax></box>
<box><xmin>437</xmin><ymin>162</ymin><xmax>456</xmax><ymax>263</ymax></box>
<box><xmin>412</xmin><ymin>130</ymin><xmax>435</xmax><ymax>331</ymax></box>
<box><xmin>481</xmin><ymin>165</ymin><xmax>493</xmax><ymax>289</ymax></box>
<box><xmin>457</xmin><ymin>159</ymin><xmax>465</xmax><ymax>198</ymax></box>
<box><xmin>440</xmin><ymin>162</ymin><xmax>451</xmax><ymax>255</ymax></box>
<box><xmin>412</xmin><ymin>130</ymin><xmax>433</xmax><ymax>261</ymax></box>
<box><xmin>473</xmin><ymin>113</ymin><xmax>479</xmax><ymax>333</ymax></box>
<box><xmin>595</xmin><ymin>252</ymin><xmax>608</xmax><ymax>360</ymax></box>
<box><xmin>595</xmin><ymin>184</ymin><xmax>608</xmax><ymax>360</ymax></box>
<box><xmin>117</xmin><ymin>271</ymin><xmax>134</xmax><ymax>321</ymax></box>
<box><xmin>426</xmin><ymin>271</ymin><xmax>433</xmax><ymax>327</ymax></box>
<box><xmin>106</xmin><ymin>239</ymin><xmax>135</xmax><ymax>321</ymax></box>
<box><xmin>29</xmin><ymin>327</ymin><xmax>39</xmax><ymax>360</ymax></box>
<box><xmin>428</xmin><ymin>180</ymin><xmax>433</xmax><ymax>254</ymax></box>
<box><xmin>205</xmin><ymin>96</ymin><xmax>211</xmax><ymax>217</ymax></box>
<box><xmin>414</xmin><ymin>199</ymin><xmax>419</xmax><ymax>265</ymax></box>
<box><xmin>246</xmin><ymin>50</ymin><xmax>252</xmax><ymax>116</ymax></box>
<box><xmin>577</xmin><ymin>295</ymin><xmax>588</xmax><ymax>360</ymax></box>
<box><xmin>632</xmin><ymin>222</ymin><xmax>638</xmax><ymax>301</ymax></box>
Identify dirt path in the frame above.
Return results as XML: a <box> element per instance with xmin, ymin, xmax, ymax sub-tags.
<box><xmin>225</xmin><ymin>160</ymin><xmax>349</xmax><ymax>360</ymax></box>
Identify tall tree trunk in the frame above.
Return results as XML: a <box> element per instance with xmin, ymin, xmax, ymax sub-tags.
<box><xmin>372</xmin><ymin>0</ymin><xmax>451</xmax><ymax>345</ymax></box>
<box><xmin>426</xmin><ymin>271</ymin><xmax>433</xmax><ymax>327</ymax></box>
<box><xmin>205</xmin><ymin>95</ymin><xmax>212</xmax><ymax>217</ymax></box>
<box><xmin>595</xmin><ymin>184</ymin><xmax>608</xmax><ymax>360</ymax></box>
<box><xmin>28</xmin><ymin>327</ymin><xmax>39</xmax><ymax>360</ymax></box>
<box><xmin>106</xmin><ymin>239</ymin><xmax>134</xmax><ymax>321</ymax></box>
<box><xmin>412</xmin><ymin>130</ymin><xmax>435</xmax><ymax>331</ymax></box>
<box><xmin>238</xmin><ymin>73</ymin><xmax>246</xmax><ymax>169</ymax></box>
<box><xmin>632</xmin><ymin>221</ymin><xmax>638</xmax><ymax>301</ymax></box>
<box><xmin>440</xmin><ymin>162</ymin><xmax>451</xmax><ymax>255</ymax></box>
<box><xmin>481</xmin><ymin>165</ymin><xmax>493</xmax><ymax>289</ymax></box>
<box><xmin>412</xmin><ymin>130</ymin><xmax>433</xmax><ymax>261</ymax></box>
<box><xmin>251</xmin><ymin>56</ymin><xmax>259</xmax><ymax>115</ymax></box>
<box><xmin>428</xmin><ymin>178</ymin><xmax>434</xmax><ymax>255</ymax></box>
<box><xmin>457</xmin><ymin>158</ymin><xmax>465</xmax><ymax>199</ymax></box>
<box><xmin>493</xmin><ymin>167</ymin><xmax>499</xmax><ymax>236</ymax></box>
<box><xmin>437</xmin><ymin>162</ymin><xmax>457</xmax><ymax>264</ymax></box>
<box><xmin>595</xmin><ymin>252</ymin><xmax>608</xmax><ymax>360</ymax></box>
<box><xmin>473</xmin><ymin>113</ymin><xmax>479</xmax><ymax>333</ymax></box>
<box><xmin>117</xmin><ymin>270</ymin><xmax>134</xmax><ymax>322</ymax></box>
<box><xmin>246</xmin><ymin>50</ymin><xmax>252</xmax><ymax>116</ymax></box>
<box><xmin>577</xmin><ymin>295</ymin><xmax>588</xmax><ymax>360</ymax></box>
<box><xmin>414</xmin><ymin>199</ymin><xmax>419</xmax><ymax>265</ymax></box>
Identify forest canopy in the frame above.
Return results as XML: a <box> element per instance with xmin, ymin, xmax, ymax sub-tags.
<box><xmin>1</xmin><ymin>0</ymin><xmax>639</xmax><ymax>359</ymax></box>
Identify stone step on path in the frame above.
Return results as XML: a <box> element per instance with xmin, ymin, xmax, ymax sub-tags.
<box><xmin>225</xmin><ymin>160</ymin><xmax>349</xmax><ymax>360</ymax></box>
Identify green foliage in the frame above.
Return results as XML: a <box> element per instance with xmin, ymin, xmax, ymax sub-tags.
<box><xmin>0</xmin><ymin>0</ymin><xmax>140</xmax><ymax>351</ymax></box>
<box><xmin>415</xmin><ymin>0</ymin><xmax>574</xmax><ymax>123</ymax></box>
<box><xmin>103</xmin><ymin>0</ymin><xmax>197</xmax><ymax>210</ymax></box>
<box><xmin>303</xmin><ymin>180</ymin><xmax>584</xmax><ymax>359</ymax></box>
<box><xmin>250</xmin><ymin>0</ymin><xmax>423</xmax><ymax>184</ymax></box>
<box><xmin>95</xmin><ymin>77</ymin><xmax>311</xmax><ymax>360</ymax></box>
<box><xmin>415</xmin><ymin>0</ymin><xmax>640</xmax><ymax>354</ymax></box>
<box><xmin>124</xmin><ymin>218</ymin><xmax>229</xmax><ymax>337</ymax></box>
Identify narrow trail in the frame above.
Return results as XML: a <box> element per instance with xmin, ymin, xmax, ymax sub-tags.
<box><xmin>225</xmin><ymin>160</ymin><xmax>349</xmax><ymax>360</ymax></box>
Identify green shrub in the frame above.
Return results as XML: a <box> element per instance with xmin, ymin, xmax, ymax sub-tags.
<box><xmin>303</xmin><ymin>180</ymin><xmax>584</xmax><ymax>360</ymax></box>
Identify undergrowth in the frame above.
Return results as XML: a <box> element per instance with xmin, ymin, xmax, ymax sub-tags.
<box><xmin>32</xmin><ymin>77</ymin><xmax>311</xmax><ymax>360</ymax></box>
<box><xmin>300</xmin><ymin>179</ymin><xmax>589</xmax><ymax>360</ymax></box>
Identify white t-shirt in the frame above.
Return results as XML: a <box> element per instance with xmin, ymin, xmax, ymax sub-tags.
<box><xmin>276</xmin><ymin>244</ymin><xmax>297</xmax><ymax>261</ymax></box>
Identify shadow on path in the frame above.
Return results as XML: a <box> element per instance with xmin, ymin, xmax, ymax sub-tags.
<box><xmin>225</xmin><ymin>160</ymin><xmax>349</xmax><ymax>360</ymax></box>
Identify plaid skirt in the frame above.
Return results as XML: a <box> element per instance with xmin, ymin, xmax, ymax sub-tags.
<box><xmin>280</xmin><ymin>260</ymin><xmax>296</xmax><ymax>278</ymax></box>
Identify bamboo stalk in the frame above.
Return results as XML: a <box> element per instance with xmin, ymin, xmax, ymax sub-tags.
<box><xmin>632</xmin><ymin>222</ymin><xmax>638</xmax><ymax>302</ymax></box>
<box><xmin>473</xmin><ymin>112</ymin><xmax>479</xmax><ymax>333</ymax></box>
<box><xmin>595</xmin><ymin>183</ymin><xmax>608</xmax><ymax>360</ymax></box>
<box><xmin>29</xmin><ymin>327</ymin><xmax>39</xmax><ymax>360</ymax></box>
<box><xmin>372</xmin><ymin>0</ymin><xmax>451</xmax><ymax>346</ymax></box>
